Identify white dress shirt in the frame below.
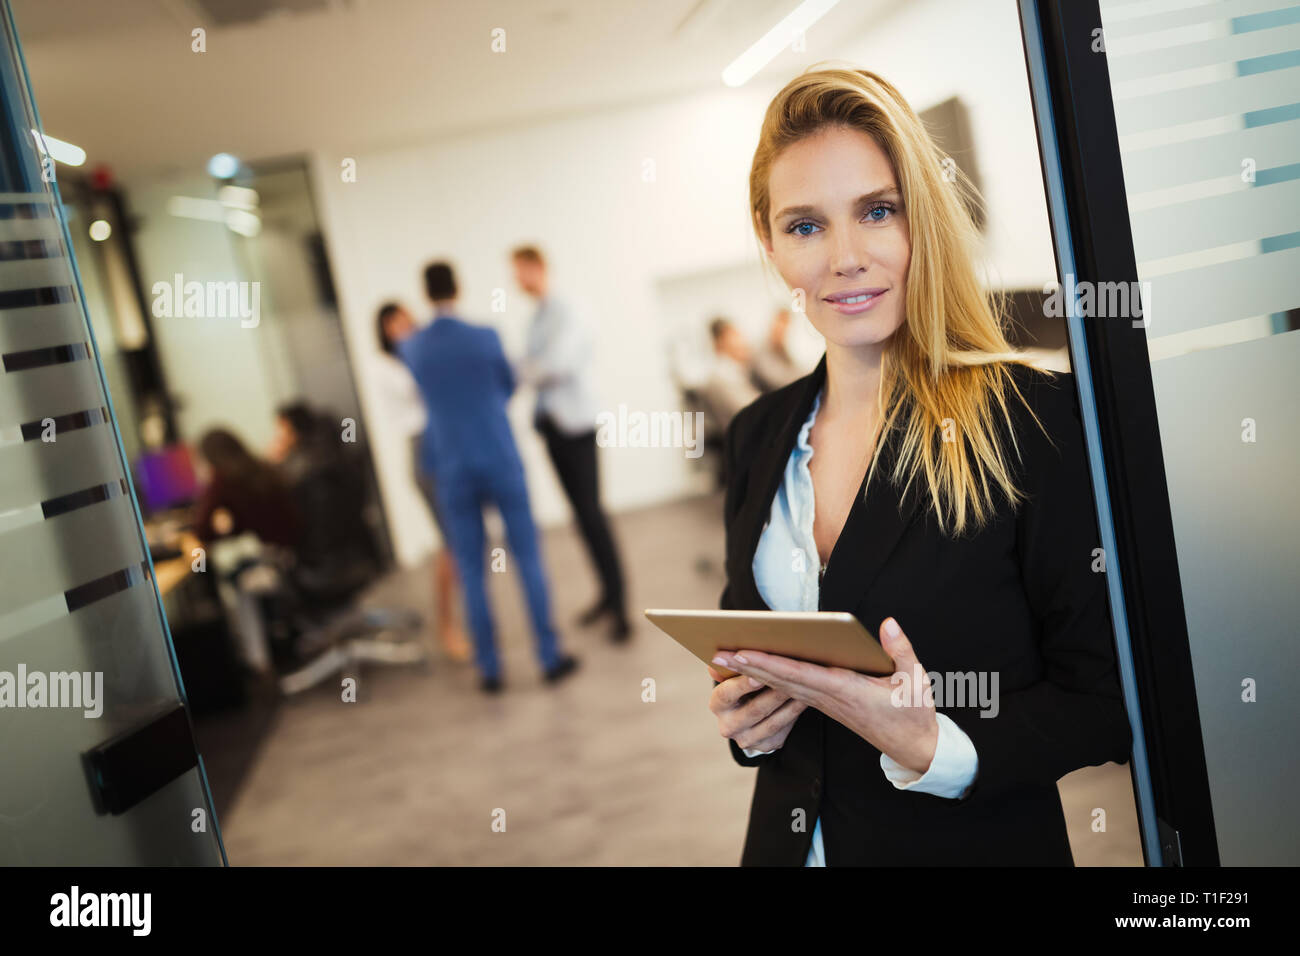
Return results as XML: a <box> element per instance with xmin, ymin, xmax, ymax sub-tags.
<box><xmin>518</xmin><ymin>295</ymin><xmax>601</xmax><ymax>435</ymax></box>
<box><xmin>371</xmin><ymin>352</ymin><xmax>427</xmax><ymax>438</ymax></box>
<box><xmin>744</xmin><ymin>386</ymin><xmax>980</xmax><ymax>866</ymax></box>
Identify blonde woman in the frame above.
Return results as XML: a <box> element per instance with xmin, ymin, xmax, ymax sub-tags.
<box><xmin>706</xmin><ymin>67</ymin><xmax>1132</xmax><ymax>866</ymax></box>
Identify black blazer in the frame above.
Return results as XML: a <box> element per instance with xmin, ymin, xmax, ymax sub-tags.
<box><xmin>719</xmin><ymin>355</ymin><xmax>1132</xmax><ymax>866</ymax></box>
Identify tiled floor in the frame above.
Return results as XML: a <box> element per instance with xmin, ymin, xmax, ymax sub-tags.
<box><xmin>200</xmin><ymin>492</ymin><xmax>1143</xmax><ymax>866</ymax></box>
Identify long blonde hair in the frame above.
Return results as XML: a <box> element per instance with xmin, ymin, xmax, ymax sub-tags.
<box><xmin>749</xmin><ymin>66</ymin><xmax>1051</xmax><ymax>536</ymax></box>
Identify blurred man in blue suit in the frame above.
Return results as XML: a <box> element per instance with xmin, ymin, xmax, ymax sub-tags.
<box><xmin>398</xmin><ymin>261</ymin><xmax>578</xmax><ymax>693</ymax></box>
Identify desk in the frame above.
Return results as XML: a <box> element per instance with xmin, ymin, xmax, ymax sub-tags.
<box><xmin>153</xmin><ymin>556</ymin><xmax>192</xmax><ymax>597</ymax></box>
<box><xmin>144</xmin><ymin>523</ymin><xmax>250</xmax><ymax>714</ymax></box>
<box><xmin>145</xmin><ymin>521</ymin><xmax>205</xmax><ymax>598</ymax></box>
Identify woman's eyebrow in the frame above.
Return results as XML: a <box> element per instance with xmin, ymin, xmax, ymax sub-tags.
<box><xmin>773</xmin><ymin>186</ymin><xmax>900</xmax><ymax>221</ymax></box>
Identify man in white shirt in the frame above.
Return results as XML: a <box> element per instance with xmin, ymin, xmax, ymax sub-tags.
<box><xmin>751</xmin><ymin>308</ymin><xmax>804</xmax><ymax>393</ymax></box>
<box><xmin>511</xmin><ymin>246</ymin><xmax>630</xmax><ymax>642</ymax></box>
<box><xmin>701</xmin><ymin>318</ymin><xmax>761</xmax><ymax>430</ymax></box>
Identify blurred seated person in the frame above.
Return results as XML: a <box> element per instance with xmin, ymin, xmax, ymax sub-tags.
<box><xmin>188</xmin><ymin>429</ymin><xmax>303</xmax><ymax>672</ymax></box>
<box><xmin>268</xmin><ymin>400</ymin><xmax>385</xmax><ymax>581</ymax></box>
<box><xmin>269</xmin><ymin>401</ymin><xmax>335</xmax><ymax>485</ymax></box>
<box><xmin>192</xmin><ymin>428</ymin><xmax>301</xmax><ymax>549</ymax></box>
<box><xmin>751</xmin><ymin>308</ymin><xmax>803</xmax><ymax>393</ymax></box>
<box><xmin>700</xmin><ymin>317</ymin><xmax>760</xmax><ymax>431</ymax></box>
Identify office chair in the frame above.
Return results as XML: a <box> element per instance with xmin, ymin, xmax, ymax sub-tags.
<box><xmin>231</xmin><ymin>445</ymin><xmax>430</xmax><ymax>697</ymax></box>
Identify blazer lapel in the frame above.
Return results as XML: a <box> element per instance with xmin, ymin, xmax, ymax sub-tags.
<box><xmin>730</xmin><ymin>350</ymin><xmax>924</xmax><ymax>615</ymax></box>
<box><xmin>821</xmin><ymin>426</ymin><xmax>925</xmax><ymax>613</ymax></box>
<box><xmin>818</xmin><ymin>403</ymin><xmax>923</xmax><ymax>615</ymax></box>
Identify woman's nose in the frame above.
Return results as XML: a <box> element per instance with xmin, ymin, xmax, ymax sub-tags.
<box><xmin>830</xmin><ymin>229</ymin><xmax>871</xmax><ymax>277</ymax></box>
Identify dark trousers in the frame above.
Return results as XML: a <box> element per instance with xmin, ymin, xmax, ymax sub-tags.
<box><xmin>535</xmin><ymin>413</ymin><xmax>626</xmax><ymax>619</ymax></box>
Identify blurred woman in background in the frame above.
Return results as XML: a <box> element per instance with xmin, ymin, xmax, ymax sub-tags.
<box><xmin>376</xmin><ymin>302</ymin><xmax>472</xmax><ymax>664</ymax></box>
<box><xmin>193</xmin><ymin>427</ymin><xmax>300</xmax><ymax>548</ymax></box>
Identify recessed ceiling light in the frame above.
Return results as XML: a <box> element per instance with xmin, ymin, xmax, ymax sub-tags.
<box><xmin>207</xmin><ymin>153</ymin><xmax>240</xmax><ymax>179</ymax></box>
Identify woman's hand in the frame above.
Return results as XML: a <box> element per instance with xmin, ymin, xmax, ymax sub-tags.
<box><xmin>707</xmin><ymin>665</ymin><xmax>808</xmax><ymax>754</ymax></box>
<box><xmin>713</xmin><ymin>617</ymin><xmax>940</xmax><ymax>775</ymax></box>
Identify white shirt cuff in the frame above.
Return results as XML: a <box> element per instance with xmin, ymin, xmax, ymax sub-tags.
<box><xmin>741</xmin><ymin>746</ymin><xmax>776</xmax><ymax>758</ymax></box>
<box><xmin>879</xmin><ymin>712</ymin><xmax>979</xmax><ymax>799</ymax></box>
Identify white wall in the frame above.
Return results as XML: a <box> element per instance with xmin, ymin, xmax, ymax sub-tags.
<box><xmin>310</xmin><ymin>0</ymin><xmax>1057</xmax><ymax>568</ymax></box>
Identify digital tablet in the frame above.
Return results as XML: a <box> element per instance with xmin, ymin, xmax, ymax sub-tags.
<box><xmin>644</xmin><ymin>608</ymin><xmax>895</xmax><ymax>680</ymax></box>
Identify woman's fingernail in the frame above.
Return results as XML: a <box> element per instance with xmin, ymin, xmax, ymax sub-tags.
<box><xmin>734</xmin><ymin>653</ymin><xmax>749</xmax><ymax>664</ymax></box>
<box><xmin>884</xmin><ymin>618</ymin><xmax>902</xmax><ymax>639</ymax></box>
<box><xmin>711</xmin><ymin>655</ymin><xmax>728</xmax><ymax>667</ymax></box>
<box><xmin>747</xmin><ymin>677</ymin><xmax>762</xmax><ymax>689</ymax></box>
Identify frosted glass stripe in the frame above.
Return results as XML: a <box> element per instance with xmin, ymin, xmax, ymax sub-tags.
<box><xmin>1142</xmin><ymin>244</ymin><xmax>1300</xmax><ymax>336</ymax></box>
<box><xmin>0</xmin><ymin>500</ymin><xmax>42</xmax><ymax>534</ymax></box>
<box><xmin>1114</xmin><ymin>66</ymin><xmax>1300</xmax><ymax>133</ymax></box>
<box><xmin>0</xmin><ymin>302</ymin><xmax>85</xmax><ymax>352</ymax></box>
<box><xmin>2</xmin><ymin>577</ymin><xmax>160</xmax><ymax>658</ymax></box>
<box><xmin>1119</xmin><ymin>118</ymin><xmax>1300</xmax><ymax>191</ymax></box>
<box><xmin>0</xmin><ymin>256</ymin><xmax>70</xmax><ymax>291</ymax></box>
<box><xmin>1108</xmin><ymin>22</ymin><xmax>1300</xmax><ymax>81</ymax></box>
<box><xmin>0</xmin><ymin>217</ymin><xmax>61</xmax><ymax>242</ymax></box>
<box><xmin>0</xmin><ymin>495</ymin><xmax>143</xmax><ymax>606</ymax></box>
<box><xmin>1148</xmin><ymin>314</ymin><xmax>1278</xmax><ymax>360</ymax></box>
<box><xmin>0</xmin><ymin>590</ymin><xmax>67</xmax><ymax>644</ymax></box>
<box><xmin>0</xmin><ymin>360</ymin><xmax>102</xmax><ymax>424</ymax></box>
<box><xmin>1105</xmin><ymin>0</ymin><xmax>1242</xmax><ymax>19</ymax></box>
<box><xmin>0</xmin><ymin>422</ymin><xmax>120</xmax><ymax>513</ymax></box>
<box><xmin>1106</xmin><ymin>0</ymin><xmax>1297</xmax><ymax>38</ymax></box>
<box><xmin>1130</xmin><ymin>177</ymin><xmax>1300</xmax><ymax>259</ymax></box>
<box><xmin>0</xmin><ymin>192</ymin><xmax>49</xmax><ymax>203</ymax></box>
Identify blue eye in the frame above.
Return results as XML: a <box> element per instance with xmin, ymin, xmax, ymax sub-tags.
<box><xmin>784</xmin><ymin>202</ymin><xmax>897</xmax><ymax>238</ymax></box>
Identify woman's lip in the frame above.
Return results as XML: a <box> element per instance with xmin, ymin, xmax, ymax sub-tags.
<box><xmin>824</xmin><ymin>290</ymin><xmax>887</xmax><ymax>314</ymax></box>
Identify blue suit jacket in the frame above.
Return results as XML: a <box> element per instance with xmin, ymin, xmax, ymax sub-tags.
<box><xmin>398</xmin><ymin>315</ymin><xmax>522</xmax><ymax>481</ymax></box>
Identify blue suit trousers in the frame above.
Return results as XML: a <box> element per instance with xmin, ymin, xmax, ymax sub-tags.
<box><xmin>434</xmin><ymin>461</ymin><xmax>562</xmax><ymax>680</ymax></box>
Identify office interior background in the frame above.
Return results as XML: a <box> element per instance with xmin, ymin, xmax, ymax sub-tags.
<box><xmin>2</xmin><ymin>0</ymin><xmax>1296</xmax><ymax>866</ymax></box>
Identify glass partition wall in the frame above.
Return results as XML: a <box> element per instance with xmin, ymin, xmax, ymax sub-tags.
<box><xmin>1099</xmin><ymin>0</ymin><xmax>1300</xmax><ymax>866</ymax></box>
<box><xmin>0</xmin><ymin>0</ymin><xmax>226</xmax><ymax>865</ymax></box>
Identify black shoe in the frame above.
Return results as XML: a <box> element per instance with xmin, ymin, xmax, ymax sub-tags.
<box><xmin>480</xmin><ymin>675</ymin><xmax>504</xmax><ymax>695</ymax></box>
<box><xmin>576</xmin><ymin>599</ymin><xmax>612</xmax><ymax>628</ymax></box>
<box><xmin>543</xmin><ymin>655</ymin><xmax>580</xmax><ymax>685</ymax></box>
<box><xmin>609</xmin><ymin>617</ymin><xmax>632</xmax><ymax>644</ymax></box>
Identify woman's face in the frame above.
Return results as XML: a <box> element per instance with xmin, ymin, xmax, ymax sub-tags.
<box><xmin>268</xmin><ymin>415</ymin><xmax>296</xmax><ymax>463</ymax></box>
<box><xmin>762</xmin><ymin>125</ymin><xmax>910</xmax><ymax>354</ymax></box>
<box><xmin>385</xmin><ymin>309</ymin><xmax>416</xmax><ymax>346</ymax></box>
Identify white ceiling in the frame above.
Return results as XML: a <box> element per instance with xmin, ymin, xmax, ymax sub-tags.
<box><xmin>11</xmin><ymin>0</ymin><xmax>897</xmax><ymax>180</ymax></box>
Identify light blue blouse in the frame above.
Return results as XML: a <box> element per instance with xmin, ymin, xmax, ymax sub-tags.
<box><xmin>746</xmin><ymin>387</ymin><xmax>980</xmax><ymax>866</ymax></box>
